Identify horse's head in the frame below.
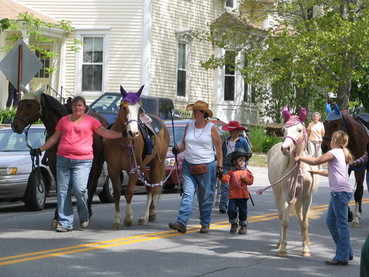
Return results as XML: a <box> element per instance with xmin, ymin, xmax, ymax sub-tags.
<box><xmin>11</xmin><ymin>90</ymin><xmax>43</xmax><ymax>134</ymax></box>
<box><xmin>322</xmin><ymin>107</ymin><xmax>345</xmax><ymax>153</ymax></box>
<box><xmin>118</xmin><ymin>85</ymin><xmax>144</xmax><ymax>138</ymax></box>
<box><xmin>280</xmin><ymin>107</ymin><xmax>308</xmax><ymax>156</ymax></box>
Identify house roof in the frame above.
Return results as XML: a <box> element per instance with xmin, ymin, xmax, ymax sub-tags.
<box><xmin>0</xmin><ymin>0</ymin><xmax>57</xmax><ymax>24</ymax></box>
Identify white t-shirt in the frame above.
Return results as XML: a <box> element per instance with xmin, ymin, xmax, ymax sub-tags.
<box><xmin>183</xmin><ymin>120</ymin><xmax>215</xmax><ymax>164</ymax></box>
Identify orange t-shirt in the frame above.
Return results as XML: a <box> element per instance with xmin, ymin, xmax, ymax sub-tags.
<box><xmin>56</xmin><ymin>115</ymin><xmax>101</xmax><ymax>160</ymax></box>
<box><xmin>221</xmin><ymin>169</ymin><xmax>254</xmax><ymax>199</ymax></box>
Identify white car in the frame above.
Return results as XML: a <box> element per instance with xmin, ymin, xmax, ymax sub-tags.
<box><xmin>0</xmin><ymin>126</ymin><xmax>112</xmax><ymax>210</ymax></box>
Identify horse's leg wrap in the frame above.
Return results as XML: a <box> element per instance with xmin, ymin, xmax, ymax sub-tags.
<box><xmin>113</xmin><ymin>200</ymin><xmax>121</xmax><ymax>230</ymax></box>
<box><xmin>124</xmin><ymin>202</ymin><xmax>134</xmax><ymax>226</ymax></box>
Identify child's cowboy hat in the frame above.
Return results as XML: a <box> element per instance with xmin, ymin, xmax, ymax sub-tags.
<box><xmin>222</xmin><ymin>121</ymin><xmax>248</xmax><ymax>132</ymax></box>
<box><xmin>186</xmin><ymin>100</ymin><xmax>213</xmax><ymax>118</ymax></box>
<box><xmin>231</xmin><ymin>150</ymin><xmax>252</xmax><ymax>163</ymax></box>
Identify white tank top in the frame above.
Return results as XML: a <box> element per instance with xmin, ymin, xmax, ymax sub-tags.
<box><xmin>184</xmin><ymin>120</ymin><xmax>215</xmax><ymax>164</ymax></box>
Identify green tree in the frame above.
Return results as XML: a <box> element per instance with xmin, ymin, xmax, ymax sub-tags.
<box><xmin>202</xmin><ymin>0</ymin><xmax>369</xmax><ymax>118</ymax></box>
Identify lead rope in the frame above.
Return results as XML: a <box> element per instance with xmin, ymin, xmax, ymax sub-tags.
<box><xmin>127</xmin><ymin>141</ymin><xmax>175</xmax><ymax>187</ymax></box>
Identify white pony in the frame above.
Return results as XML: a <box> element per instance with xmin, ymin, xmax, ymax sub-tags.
<box><xmin>267</xmin><ymin>107</ymin><xmax>319</xmax><ymax>256</ymax></box>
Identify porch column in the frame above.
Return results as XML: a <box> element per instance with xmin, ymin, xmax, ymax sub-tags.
<box><xmin>0</xmin><ymin>33</ymin><xmax>8</xmax><ymax>109</ymax></box>
<box><xmin>142</xmin><ymin>0</ymin><xmax>152</xmax><ymax>96</ymax></box>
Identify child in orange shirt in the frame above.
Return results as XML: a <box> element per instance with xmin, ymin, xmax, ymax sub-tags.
<box><xmin>221</xmin><ymin>150</ymin><xmax>254</xmax><ymax>234</ymax></box>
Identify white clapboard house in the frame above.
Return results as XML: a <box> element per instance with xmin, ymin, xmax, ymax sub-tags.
<box><xmin>0</xmin><ymin>0</ymin><xmax>275</xmax><ymax>124</ymax></box>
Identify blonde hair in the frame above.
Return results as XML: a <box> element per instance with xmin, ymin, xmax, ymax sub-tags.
<box><xmin>331</xmin><ymin>130</ymin><xmax>353</xmax><ymax>163</ymax></box>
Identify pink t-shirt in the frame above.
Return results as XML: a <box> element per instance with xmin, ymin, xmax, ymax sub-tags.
<box><xmin>55</xmin><ymin>115</ymin><xmax>101</xmax><ymax>160</ymax></box>
<box><xmin>328</xmin><ymin>148</ymin><xmax>353</xmax><ymax>192</ymax></box>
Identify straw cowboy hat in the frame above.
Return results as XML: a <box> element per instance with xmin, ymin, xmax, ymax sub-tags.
<box><xmin>186</xmin><ymin>100</ymin><xmax>213</xmax><ymax>118</ymax></box>
<box><xmin>222</xmin><ymin>121</ymin><xmax>248</xmax><ymax>132</ymax></box>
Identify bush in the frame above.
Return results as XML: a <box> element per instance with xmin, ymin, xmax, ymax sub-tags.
<box><xmin>262</xmin><ymin>136</ymin><xmax>283</xmax><ymax>153</ymax></box>
<box><xmin>249</xmin><ymin>126</ymin><xmax>283</xmax><ymax>153</ymax></box>
<box><xmin>0</xmin><ymin>108</ymin><xmax>16</xmax><ymax>124</ymax></box>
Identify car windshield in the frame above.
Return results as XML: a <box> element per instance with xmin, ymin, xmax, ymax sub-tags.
<box><xmin>0</xmin><ymin>129</ymin><xmax>45</xmax><ymax>152</ymax></box>
<box><xmin>89</xmin><ymin>94</ymin><xmax>121</xmax><ymax>114</ymax></box>
<box><xmin>167</xmin><ymin>126</ymin><xmax>185</xmax><ymax>147</ymax></box>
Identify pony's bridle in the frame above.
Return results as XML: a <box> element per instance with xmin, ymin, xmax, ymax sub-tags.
<box><xmin>13</xmin><ymin>100</ymin><xmax>42</xmax><ymax>126</ymax></box>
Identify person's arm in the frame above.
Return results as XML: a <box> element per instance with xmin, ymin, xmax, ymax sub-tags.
<box><xmin>349</xmin><ymin>152</ymin><xmax>368</xmax><ymax>170</ymax></box>
<box><xmin>307</xmin><ymin>122</ymin><xmax>312</xmax><ymax>139</ymax></box>
<box><xmin>39</xmin><ymin>130</ymin><xmax>61</xmax><ymax>151</ymax></box>
<box><xmin>94</xmin><ymin>126</ymin><xmax>123</xmax><ymax>139</ymax></box>
<box><xmin>296</xmin><ymin>151</ymin><xmax>334</xmax><ymax>166</ymax></box>
<box><xmin>173</xmin><ymin>125</ymin><xmax>188</xmax><ymax>154</ymax></box>
<box><xmin>309</xmin><ymin>169</ymin><xmax>328</xmax><ymax>177</ymax></box>
<box><xmin>211</xmin><ymin>126</ymin><xmax>223</xmax><ymax>167</ymax></box>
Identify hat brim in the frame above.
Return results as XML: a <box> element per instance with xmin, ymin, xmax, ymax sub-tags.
<box><xmin>231</xmin><ymin>152</ymin><xmax>252</xmax><ymax>162</ymax></box>
<box><xmin>222</xmin><ymin>126</ymin><xmax>247</xmax><ymax>131</ymax></box>
<box><xmin>186</xmin><ymin>104</ymin><xmax>213</xmax><ymax>118</ymax></box>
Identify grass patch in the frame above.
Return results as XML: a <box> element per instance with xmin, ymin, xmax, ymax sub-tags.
<box><xmin>248</xmin><ymin>153</ymin><xmax>267</xmax><ymax>167</ymax></box>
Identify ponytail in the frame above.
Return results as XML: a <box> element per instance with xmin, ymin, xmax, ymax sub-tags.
<box><xmin>342</xmin><ymin>147</ymin><xmax>353</xmax><ymax>164</ymax></box>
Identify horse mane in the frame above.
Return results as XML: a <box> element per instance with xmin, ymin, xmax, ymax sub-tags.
<box><xmin>40</xmin><ymin>93</ymin><xmax>69</xmax><ymax>118</ymax></box>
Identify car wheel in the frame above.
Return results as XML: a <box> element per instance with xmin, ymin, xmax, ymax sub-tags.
<box><xmin>98</xmin><ymin>176</ymin><xmax>114</xmax><ymax>203</ymax></box>
<box><xmin>24</xmin><ymin>167</ymin><xmax>46</xmax><ymax>211</ymax></box>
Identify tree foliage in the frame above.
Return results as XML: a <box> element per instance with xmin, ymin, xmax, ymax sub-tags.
<box><xmin>202</xmin><ymin>0</ymin><xmax>369</xmax><ymax>121</ymax></box>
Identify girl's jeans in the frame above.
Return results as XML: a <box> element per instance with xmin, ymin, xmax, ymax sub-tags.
<box><xmin>228</xmin><ymin>198</ymin><xmax>248</xmax><ymax>226</ymax></box>
<box><xmin>326</xmin><ymin>191</ymin><xmax>353</xmax><ymax>262</ymax></box>
<box><xmin>176</xmin><ymin>160</ymin><xmax>216</xmax><ymax>227</ymax></box>
<box><xmin>56</xmin><ymin>156</ymin><xmax>92</xmax><ymax>229</ymax></box>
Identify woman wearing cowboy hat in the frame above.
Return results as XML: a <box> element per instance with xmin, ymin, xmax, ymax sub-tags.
<box><xmin>168</xmin><ymin>100</ymin><xmax>223</xmax><ymax>234</ymax></box>
<box><xmin>219</xmin><ymin>121</ymin><xmax>252</xmax><ymax>214</ymax></box>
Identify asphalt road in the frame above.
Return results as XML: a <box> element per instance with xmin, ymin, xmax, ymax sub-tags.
<box><xmin>0</xmin><ymin>166</ymin><xmax>368</xmax><ymax>277</ymax></box>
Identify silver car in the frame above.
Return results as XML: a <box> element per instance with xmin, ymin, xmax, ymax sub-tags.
<box><xmin>0</xmin><ymin>126</ymin><xmax>113</xmax><ymax>210</ymax></box>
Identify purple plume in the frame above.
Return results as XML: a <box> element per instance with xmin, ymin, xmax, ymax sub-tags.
<box><xmin>281</xmin><ymin>106</ymin><xmax>291</xmax><ymax>123</ymax></box>
<box><xmin>120</xmin><ymin>85</ymin><xmax>145</xmax><ymax>104</ymax></box>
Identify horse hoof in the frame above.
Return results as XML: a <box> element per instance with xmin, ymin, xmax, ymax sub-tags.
<box><xmin>275</xmin><ymin>243</ymin><xmax>281</xmax><ymax>249</ymax></box>
<box><xmin>352</xmin><ymin>221</ymin><xmax>360</xmax><ymax>227</ymax></box>
<box><xmin>149</xmin><ymin>214</ymin><xmax>156</xmax><ymax>222</ymax></box>
<box><xmin>277</xmin><ymin>251</ymin><xmax>288</xmax><ymax>257</ymax></box>
<box><xmin>124</xmin><ymin>219</ymin><xmax>133</xmax><ymax>227</ymax></box>
<box><xmin>137</xmin><ymin>217</ymin><xmax>148</xmax><ymax>225</ymax></box>
<box><xmin>112</xmin><ymin>223</ymin><xmax>121</xmax><ymax>230</ymax></box>
<box><xmin>51</xmin><ymin>219</ymin><xmax>58</xmax><ymax>229</ymax></box>
<box><xmin>302</xmin><ymin>251</ymin><xmax>311</xmax><ymax>257</ymax></box>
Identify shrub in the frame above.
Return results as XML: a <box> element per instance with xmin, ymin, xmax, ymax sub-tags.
<box><xmin>262</xmin><ymin>136</ymin><xmax>283</xmax><ymax>153</ymax></box>
<box><xmin>249</xmin><ymin>126</ymin><xmax>283</xmax><ymax>153</ymax></box>
<box><xmin>249</xmin><ymin>126</ymin><xmax>267</xmax><ymax>153</ymax></box>
<box><xmin>0</xmin><ymin>108</ymin><xmax>16</xmax><ymax>124</ymax></box>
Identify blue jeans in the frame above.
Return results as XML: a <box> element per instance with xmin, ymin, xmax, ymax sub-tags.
<box><xmin>326</xmin><ymin>191</ymin><xmax>353</xmax><ymax>262</ymax></box>
<box><xmin>228</xmin><ymin>199</ymin><xmax>248</xmax><ymax>226</ymax></box>
<box><xmin>219</xmin><ymin>169</ymin><xmax>229</xmax><ymax>212</ymax></box>
<box><xmin>56</xmin><ymin>156</ymin><xmax>92</xmax><ymax>229</ymax></box>
<box><xmin>176</xmin><ymin>160</ymin><xmax>216</xmax><ymax>227</ymax></box>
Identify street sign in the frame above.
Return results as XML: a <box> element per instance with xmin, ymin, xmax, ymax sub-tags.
<box><xmin>0</xmin><ymin>39</ymin><xmax>42</xmax><ymax>90</ymax></box>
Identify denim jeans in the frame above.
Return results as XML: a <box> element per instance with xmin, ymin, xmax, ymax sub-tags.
<box><xmin>326</xmin><ymin>191</ymin><xmax>353</xmax><ymax>262</ymax></box>
<box><xmin>228</xmin><ymin>198</ymin><xmax>248</xmax><ymax>226</ymax></box>
<box><xmin>56</xmin><ymin>156</ymin><xmax>92</xmax><ymax>229</ymax></box>
<box><xmin>176</xmin><ymin>160</ymin><xmax>216</xmax><ymax>227</ymax></box>
<box><xmin>219</xmin><ymin>168</ymin><xmax>229</xmax><ymax>212</ymax></box>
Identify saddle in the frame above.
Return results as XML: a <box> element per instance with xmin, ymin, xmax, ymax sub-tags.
<box><xmin>138</xmin><ymin>113</ymin><xmax>163</xmax><ymax>155</ymax></box>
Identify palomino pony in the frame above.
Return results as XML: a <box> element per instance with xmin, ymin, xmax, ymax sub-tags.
<box><xmin>11</xmin><ymin>90</ymin><xmax>109</xmax><ymax>217</ymax></box>
<box><xmin>267</xmin><ymin>107</ymin><xmax>318</xmax><ymax>256</ymax></box>
<box><xmin>322</xmin><ymin>110</ymin><xmax>369</xmax><ymax>225</ymax></box>
<box><xmin>104</xmin><ymin>85</ymin><xmax>169</xmax><ymax>228</ymax></box>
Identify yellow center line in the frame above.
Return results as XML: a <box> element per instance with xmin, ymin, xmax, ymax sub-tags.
<box><xmin>0</xmin><ymin>198</ymin><xmax>368</xmax><ymax>267</ymax></box>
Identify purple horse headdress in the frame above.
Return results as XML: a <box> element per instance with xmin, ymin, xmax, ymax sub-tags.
<box><xmin>120</xmin><ymin>85</ymin><xmax>144</xmax><ymax>104</ymax></box>
<box><xmin>282</xmin><ymin>106</ymin><xmax>308</xmax><ymax>127</ymax></box>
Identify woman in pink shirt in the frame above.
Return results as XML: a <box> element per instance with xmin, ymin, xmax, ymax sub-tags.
<box><xmin>296</xmin><ymin>130</ymin><xmax>353</xmax><ymax>265</ymax></box>
<box><xmin>34</xmin><ymin>96</ymin><xmax>122</xmax><ymax>232</ymax></box>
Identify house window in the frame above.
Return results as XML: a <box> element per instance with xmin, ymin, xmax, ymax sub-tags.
<box><xmin>177</xmin><ymin>42</ymin><xmax>186</xmax><ymax>97</ymax></box>
<box><xmin>225</xmin><ymin>0</ymin><xmax>234</xmax><ymax>8</ymax></box>
<box><xmin>35</xmin><ymin>50</ymin><xmax>50</xmax><ymax>78</ymax></box>
<box><xmin>82</xmin><ymin>37</ymin><xmax>103</xmax><ymax>92</ymax></box>
<box><xmin>224</xmin><ymin>51</ymin><xmax>235</xmax><ymax>101</ymax></box>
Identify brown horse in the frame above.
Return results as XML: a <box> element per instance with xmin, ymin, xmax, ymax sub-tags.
<box><xmin>11</xmin><ymin>90</ymin><xmax>109</xmax><ymax>218</ymax></box>
<box><xmin>322</xmin><ymin>111</ymin><xmax>369</xmax><ymax>225</ymax></box>
<box><xmin>104</xmin><ymin>86</ymin><xmax>169</xmax><ymax>228</ymax></box>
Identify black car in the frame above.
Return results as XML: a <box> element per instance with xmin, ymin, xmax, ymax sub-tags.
<box><xmin>89</xmin><ymin>92</ymin><xmax>175</xmax><ymax>125</ymax></box>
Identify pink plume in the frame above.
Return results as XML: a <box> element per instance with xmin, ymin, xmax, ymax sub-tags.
<box><xmin>298</xmin><ymin>107</ymin><xmax>308</xmax><ymax>122</ymax></box>
<box><xmin>281</xmin><ymin>106</ymin><xmax>291</xmax><ymax>123</ymax></box>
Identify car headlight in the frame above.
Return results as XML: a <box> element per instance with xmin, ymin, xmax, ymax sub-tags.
<box><xmin>0</xmin><ymin>167</ymin><xmax>18</xmax><ymax>175</ymax></box>
<box><xmin>165</xmin><ymin>158</ymin><xmax>175</xmax><ymax>167</ymax></box>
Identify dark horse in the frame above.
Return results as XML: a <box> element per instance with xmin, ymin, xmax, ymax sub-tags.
<box><xmin>322</xmin><ymin>111</ymin><xmax>369</xmax><ymax>225</ymax></box>
<box><xmin>11</xmin><ymin>89</ymin><xmax>110</xmax><ymax>219</ymax></box>
<box><xmin>104</xmin><ymin>85</ymin><xmax>169</xmax><ymax>228</ymax></box>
